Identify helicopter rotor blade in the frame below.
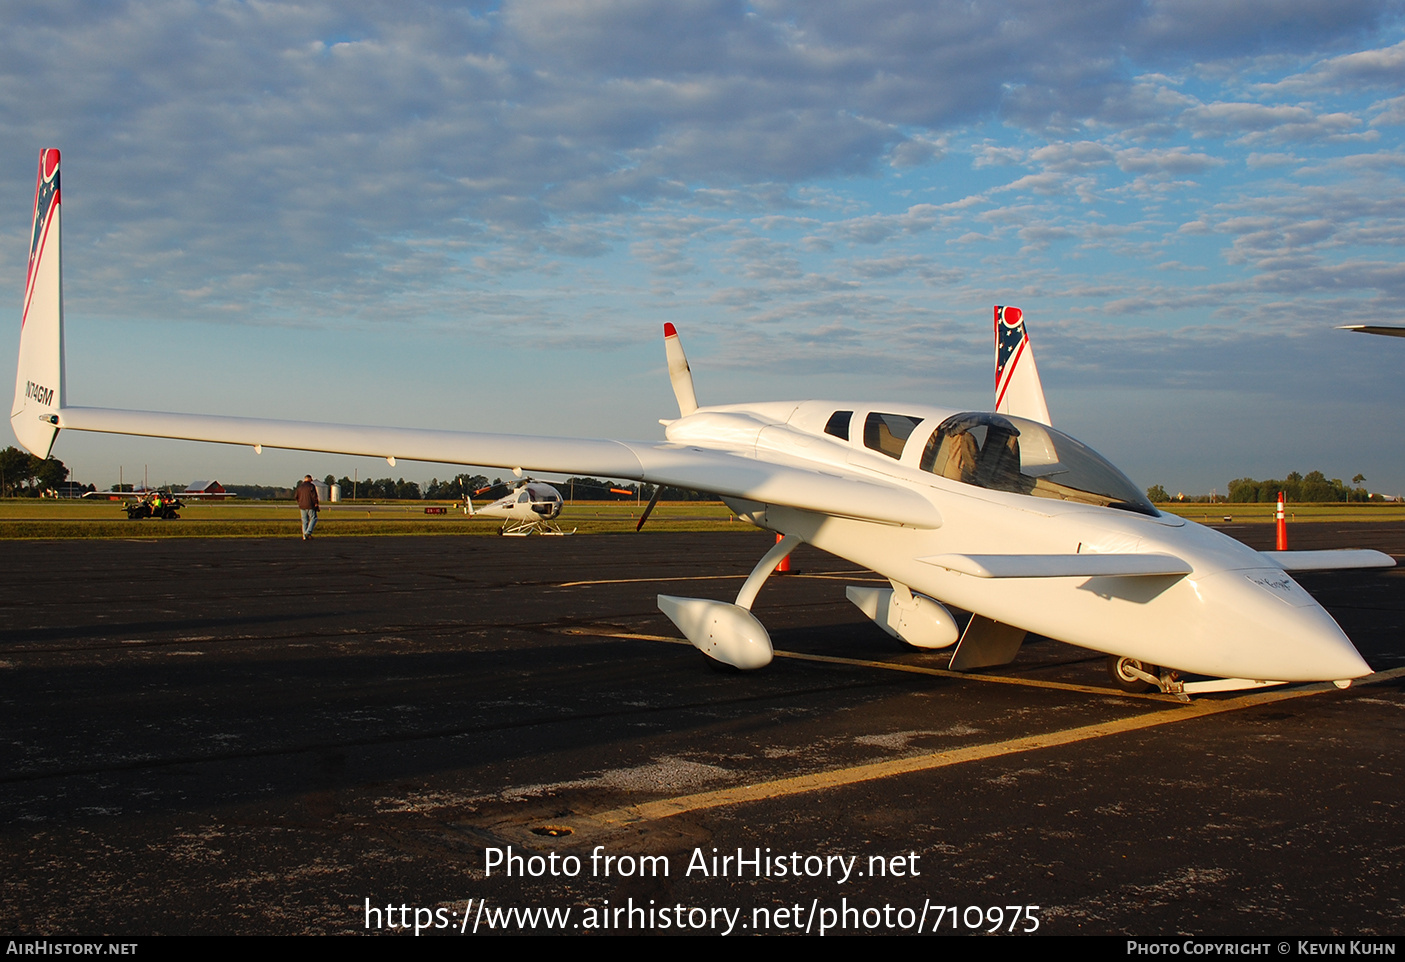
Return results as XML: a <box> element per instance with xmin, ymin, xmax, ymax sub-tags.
<box><xmin>636</xmin><ymin>486</ymin><xmax>663</xmax><ymax>531</ymax></box>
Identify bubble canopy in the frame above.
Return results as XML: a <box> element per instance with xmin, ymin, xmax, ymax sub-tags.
<box><xmin>919</xmin><ymin>412</ymin><xmax>1159</xmax><ymax>517</ymax></box>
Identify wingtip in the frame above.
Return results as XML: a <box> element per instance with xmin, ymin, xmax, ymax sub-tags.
<box><xmin>663</xmin><ymin>322</ymin><xmax>678</xmax><ymax>338</ymax></box>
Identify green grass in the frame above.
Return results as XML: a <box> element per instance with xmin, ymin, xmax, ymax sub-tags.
<box><xmin>1155</xmin><ymin>501</ymin><xmax>1405</xmax><ymax>523</ymax></box>
<box><xmin>0</xmin><ymin>499</ymin><xmax>752</xmax><ymax>538</ymax></box>
<box><xmin>6</xmin><ymin>496</ymin><xmax>1401</xmax><ymax>539</ymax></box>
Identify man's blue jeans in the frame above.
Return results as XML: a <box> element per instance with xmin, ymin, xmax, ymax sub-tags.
<box><xmin>300</xmin><ymin>508</ymin><xmax>318</xmax><ymax>539</ymax></box>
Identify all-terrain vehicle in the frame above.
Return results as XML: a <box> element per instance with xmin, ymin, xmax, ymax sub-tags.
<box><xmin>124</xmin><ymin>491</ymin><xmax>184</xmax><ymax>520</ymax></box>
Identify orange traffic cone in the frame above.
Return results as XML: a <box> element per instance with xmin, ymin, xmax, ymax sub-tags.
<box><xmin>775</xmin><ymin>532</ymin><xmax>791</xmax><ymax>573</ymax></box>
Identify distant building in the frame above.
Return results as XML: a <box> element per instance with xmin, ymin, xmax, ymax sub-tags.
<box><xmin>183</xmin><ymin>480</ymin><xmax>231</xmax><ymax>500</ymax></box>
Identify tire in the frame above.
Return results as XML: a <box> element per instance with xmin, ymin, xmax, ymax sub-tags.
<box><xmin>1107</xmin><ymin>655</ymin><xmax>1158</xmax><ymax>693</ymax></box>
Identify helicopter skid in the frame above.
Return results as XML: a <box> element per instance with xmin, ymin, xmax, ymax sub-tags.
<box><xmin>498</xmin><ymin>520</ymin><xmax>576</xmax><ymax>537</ymax></box>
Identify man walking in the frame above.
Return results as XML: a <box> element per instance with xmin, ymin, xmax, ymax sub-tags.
<box><xmin>296</xmin><ymin>474</ymin><xmax>320</xmax><ymax>540</ymax></box>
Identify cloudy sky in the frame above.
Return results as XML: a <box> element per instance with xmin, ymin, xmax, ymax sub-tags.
<box><xmin>4</xmin><ymin>0</ymin><xmax>1405</xmax><ymax>496</ymax></box>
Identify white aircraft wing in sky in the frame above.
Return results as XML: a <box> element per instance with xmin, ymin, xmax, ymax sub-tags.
<box><xmin>1339</xmin><ymin>325</ymin><xmax>1405</xmax><ymax>337</ymax></box>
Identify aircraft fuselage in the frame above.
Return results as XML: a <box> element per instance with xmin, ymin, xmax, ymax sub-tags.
<box><xmin>669</xmin><ymin>400</ymin><xmax>1369</xmax><ymax>683</ymax></box>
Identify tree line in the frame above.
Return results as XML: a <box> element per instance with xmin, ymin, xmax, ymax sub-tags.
<box><xmin>1147</xmin><ymin>470</ymin><xmax>1378</xmax><ymax>504</ymax></box>
<box><xmin>1225</xmin><ymin>471</ymin><xmax>1373</xmax><ymax>503</ymax></box>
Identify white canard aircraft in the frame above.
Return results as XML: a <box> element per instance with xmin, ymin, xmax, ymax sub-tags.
<box><xmin>12</xmin><ymin>150</ymin><xmax>1395</xmax><ymax>695</ymax></box>
<box><xmin>466</xmin><ymin>479</ymin><xmax>574</xmax><ymax>536</ymax></box>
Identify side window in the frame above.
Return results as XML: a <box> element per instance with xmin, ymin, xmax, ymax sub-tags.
<box><xmin>863</xmin><ymin>412</ymin><xmax>924</xmax><ymax>460</ymax></box>
<box><xmin>824</xmin><ymin>410</ymin><xmax>853</xmax><ymax>441</ymax></box>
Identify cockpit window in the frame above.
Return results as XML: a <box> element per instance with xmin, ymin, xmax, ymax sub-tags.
<box><xmin>920</xmin><ymin>412</ymin><xmax>1158</xmax><ymax>517</ymax></box>
<box><xmin>824</xmin><ymin>410</ymin><xmax>853</xmax><ymax>441</ymax></box>
<box><xmin>864</xmin><ymin>412</ymin><xmax>924</xmax><ymax>460</ymax></box>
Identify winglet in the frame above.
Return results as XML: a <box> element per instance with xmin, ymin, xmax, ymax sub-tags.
<box><xmin>993</xmin><ymin>306</ymin><xmax>1051</xmax><ymax>426</ymax></box>
<box><xmin>663</xmin><ymin>323</ymin><xmax>698</xmax><ymax>417</ymax></box>
<box><xmin>11</xmin><ymin>148</ymin><xmax>65</xmax><ymax>458</ymax></box>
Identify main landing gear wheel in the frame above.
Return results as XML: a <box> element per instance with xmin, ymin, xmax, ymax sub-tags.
<box><xmin>1107</xmin><ymin>655</ymin><xmax>1158</xmax><ymax>693</ymax></box>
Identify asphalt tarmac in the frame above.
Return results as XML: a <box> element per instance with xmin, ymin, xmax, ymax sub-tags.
<box><xmin>1</xmin><ymin>524</ymin><xmax>1402</xmax><ymax>937</ymax></box>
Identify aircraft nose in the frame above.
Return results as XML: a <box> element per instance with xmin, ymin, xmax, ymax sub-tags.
<box><xmin>1275</xmin><ymin>602</ymin><xmax>1373</xmax><ymax>681</ymax></box>
<box><xmin>1196</xmin><ymin>569</ymin><xmax>1372</xmax><ymax>682</ymax></box>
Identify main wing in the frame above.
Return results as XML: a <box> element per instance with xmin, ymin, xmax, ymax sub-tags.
<box><xmin>1339</xmin><ymin>325</ymin><xmax>1405</xmax><ymax>337</ymax></box>
<box><xmin>54</xmin><ymin>406</ymin><xmax>940</xmax><ymax>528</ymax></box>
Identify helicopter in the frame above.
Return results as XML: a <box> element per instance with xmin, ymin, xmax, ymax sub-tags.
<box><xmin>466</xmin><ymin>478</ymin><xmax>574</xmax><ymax>536</ymax></box>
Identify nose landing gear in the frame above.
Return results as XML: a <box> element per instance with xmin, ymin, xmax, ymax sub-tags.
<box><xmin>1106</xmin><ymin>655</ymin><xmax>1189</xmax><ymax>698</ymax></box>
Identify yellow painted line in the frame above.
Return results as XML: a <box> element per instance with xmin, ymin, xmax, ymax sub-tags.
<box><xmin>559</xmin><ymin>575</ymin><xmax>745</xmax><ymax>587</ymax></box>
<box><xmin>576</xmin><ymin>670</ymin><xmax>1405</xmax><ymax>829</ymax></box>
<box><xmin>563</xmin><ymin>627</ymin><xmax>1166</xmax><ymax>699</ymax></box>
<box><xmin>567</xmin><ymin>624</ymin><xmax>1405</xmax><ymax>705</ymax></box>
<box><xmin>556</xmin><ymin>569</ymin><xmax>872</xmax><ymax>587</ymax></box>
<box><xmin>563</xmin><ymin>629</ymin><xmax>691</xmax><ymax>645</ymax></box>
<box><xmin>792</xmin><ymin>573</ymin><xmax>887</xmax><ymax>582</ymax></box>
<box><xmin>1348</xmin><ymin>665</ymin><xmax>1405</xmax><ymax>686</ymax></box>
<box><xmin>769</xmin><ymin>648</ymin><xmax>1161</xmax><ymax>699</ymax></box>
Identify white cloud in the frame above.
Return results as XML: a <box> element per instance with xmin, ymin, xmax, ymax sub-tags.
<box><xmin>1264</xmin><ymin>38</ymin><xmax>1405</xmax><ymax>92</ymax></box>
<box><xmin>1113</xmin><ymin>146</ymin><xmax>1223</xmax><ymax>173</ymax></box>
<box><xmin>1369</xmin><ymin>95</ymin><xmax>1405</xmax><ymax>126</ymax></box>
<box><xmin>1182</xmin><ymin>102</ymin><xmax>1362</xmax><ymax>143</ymax></box>
<box><xmin>1029</xmin><ymin>141</ymin><xmax>1117</xmax><ymax>172</ymax></box>
<box><xmin>994</xmin><ymin>172</ymin><xmax>1069</xmax><ymax>195</ymax></box>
